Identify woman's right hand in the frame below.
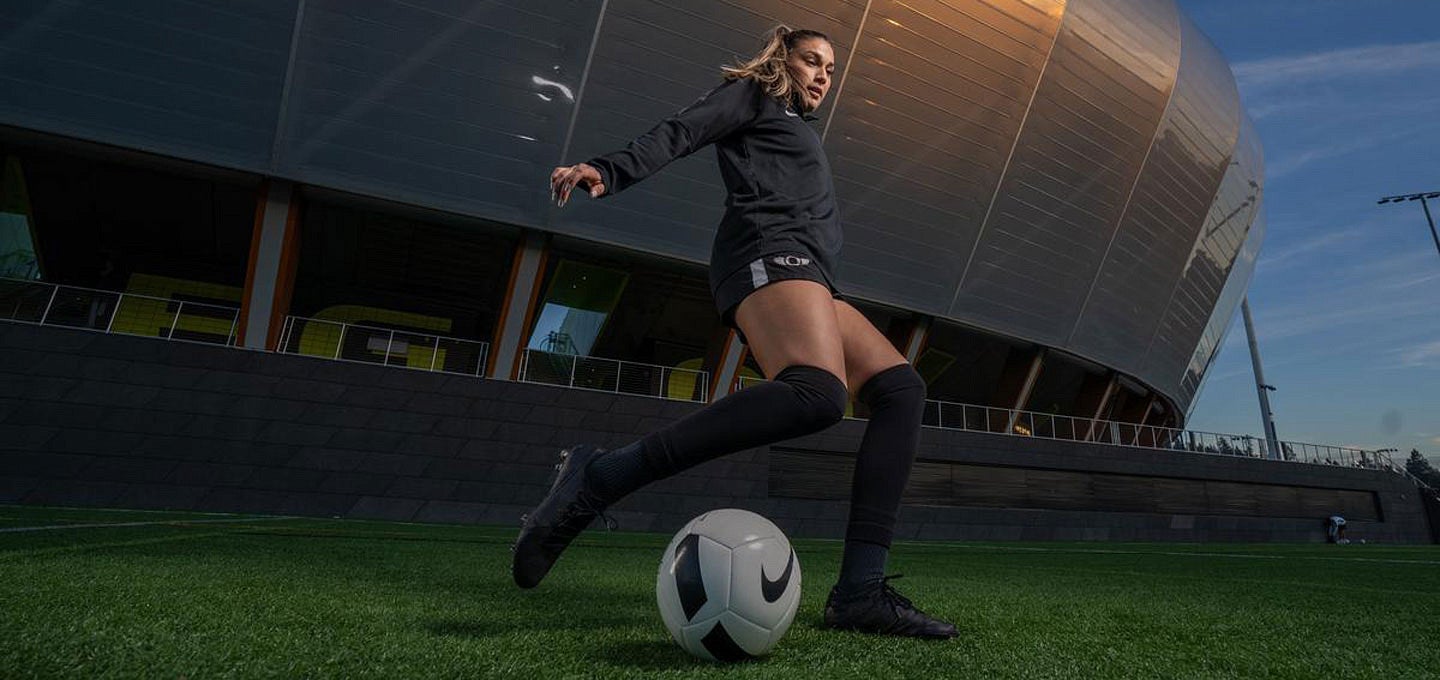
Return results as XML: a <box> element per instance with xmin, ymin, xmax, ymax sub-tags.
<box><xmin>550</xmin><ymin>163</ymin><xmax>606</xmax><ymax>207</ymax></box>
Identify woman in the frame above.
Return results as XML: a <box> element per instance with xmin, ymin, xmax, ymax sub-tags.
<box><xmin>513</xmin><ymin>26</ymin><xmax>956</xmax><ymax>640</ymax></box>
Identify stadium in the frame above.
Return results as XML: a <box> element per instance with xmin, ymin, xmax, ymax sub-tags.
<box><xmin>4</xmin><ymin>0</ymin><xmax>1432</xmax><ymax>542</ymax></box>
<box><xmin>4</xmin><ymin>0</ymin><xmax>1439</xmax><ymax>675</ymax></box>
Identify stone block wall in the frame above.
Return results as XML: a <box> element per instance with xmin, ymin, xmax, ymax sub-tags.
<box><xmin>0</xmin><ymin>322</ymin><xmax>1431</xmax><ymax>544</ymax></box>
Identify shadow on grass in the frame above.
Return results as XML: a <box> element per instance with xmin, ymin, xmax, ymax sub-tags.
<box><xmin>591</xmin><ymin>639</ymin><xmax>740</xmax><ymax>671</ymax></box>
<box><xmin>425</xmin><ymin>584</ymin><xmax>651</xmax><ymax>639</ymax></box>
<box><xmin>424</xmin><ymin>608</ymin><xmax>644</xmax><ymax>639</ymax></box>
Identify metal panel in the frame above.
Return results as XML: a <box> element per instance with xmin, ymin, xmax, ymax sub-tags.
<box><xmin>823</xmin><ymin>0</ymin><xmax>1064</xmax><ymax>312</ymax></box>
<box><xmin>0</xmin><ymin>0</ymin><xmax>295</xmax><ymax>171</ymax></box>
<box><xmin>948</xmin><ymin>0</ymin><xmax>1181</xmax><ymax>345</ymax></box>
<box><xmin>1068</xmin><ymin>11</ymin><xmax>1238</xmax><ymax>376</ymax></box>
<box><xmin>556</xmin><ymin>0</ymin><xmax>867</xmax><ymax>262</ymax></box>
<box><xmin>1147</xmin><ymin>112</ymin><xmax>1265</xmax><ymax>412</ymax></box>
<box><xmin>274</xmin><ymin>0</ymin><xmax>603</xmax><ymax>226</ymax></box>
<box><xmin>0</xmin><ymin>0</ymin><xmax>1266</xmax><ymax>411</ymax></box>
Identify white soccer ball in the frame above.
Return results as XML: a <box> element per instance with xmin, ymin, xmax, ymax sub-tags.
<box><xmin>655</xmin><ymin>508</ymin><xmax>801</xmax><ymax>662</ymax></box>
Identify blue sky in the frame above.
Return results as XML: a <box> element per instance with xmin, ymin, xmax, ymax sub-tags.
<box><xmin>1177</xmin><ymin>0</ymin><xmax>1440</xmax><ymax>465</ymax></box>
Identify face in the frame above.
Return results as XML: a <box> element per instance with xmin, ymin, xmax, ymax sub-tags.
<box><xmin>786</xmin><ymin>37</ymin><xmax>836</xmax><ymax>112</ymax></box>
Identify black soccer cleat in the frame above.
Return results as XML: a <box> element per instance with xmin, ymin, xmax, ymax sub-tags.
<box><xmin>511</xmin><ymin>444</ymin><xmax>616</xmax><ymax>589</ymax></box>
<box><xmin>821</xmin><ymin>575</ymin><xmax>959</xmax><ymax>639</ymax></box>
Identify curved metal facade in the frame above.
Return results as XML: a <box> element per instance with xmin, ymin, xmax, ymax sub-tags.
<box><xmin>0</xmin><ymin>0</ymin><xmax>1263</xmax><ymax>415</ymax></box>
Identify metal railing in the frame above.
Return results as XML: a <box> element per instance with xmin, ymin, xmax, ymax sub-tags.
<box><xmin>1</xmin><ymin>276</ymin><xmax>240</xmax><ymax>346</ymax></box>
<box><xmin>519</xmin><ymin>349</ymin><xmax>709</xmax><ymax>402</ymax></box>
<box><xmin>735</xmin><ymin>375</ymin><xmax>1404</xmax><ymax>474</ymax></box>
<box><xmin>278</xmin><ymin>316</ymin><xmax>488</xmax><ymax>377</ymax></box>
<box><xmin>0</xmin><ymin>276</ymin><xmax>1417</xmax><ymax>478</ymax></box>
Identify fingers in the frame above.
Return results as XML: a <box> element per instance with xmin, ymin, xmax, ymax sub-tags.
<box><xmin>550</xmin><ymin>164</ymin><xmax>601</xmax><ymax>207</ymax></box>
<box><xmin>550</xmin><ymin>166</ymin><xmax>576</xmax><ymax>207</ymax></box>
<box><xmin>557</xmin><ymin>167</ymin><xmax>582</xmax><ymax>207</ymax></box>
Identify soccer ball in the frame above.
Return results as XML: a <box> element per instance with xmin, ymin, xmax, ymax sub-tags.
<box><xmin>655</xmin><ymin>508</ymin><xmax>801</xmax><ymax>662</ymax></box>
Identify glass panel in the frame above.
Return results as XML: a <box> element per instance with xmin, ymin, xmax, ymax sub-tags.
<box><xmin>43</xmin><ymin>288</ymin><xmax>119</xmax><ymax>331</ymax></box>
<box><xmin>18</xmin><ymin>146</ymin><xmax>254</xmax><ymax>294</ymax></box>
<box><xmin>0</xmin><ymin>156</ymin><xmax>40</xmax><ymax>280</ymax></box>
<box><xmin>526</xmin><ymin>260</ymin><xmax>628</xmax><ymax>356</ymax></box>
<box><xmin>337</xmin><ymin>325</ymin><xmax>391</xmax><ymax>365</ymax></box>
<box><xmin>522</xmin><ymin>350</ymin><xmax>576</xmax><ymax>387</ymax></box>
<box><xmin>1025</xmin><ymin>352</ymin><xmax>1106</xmax><ymax>416</ymax></box>
<box><xmin>281</xmin><ymin>318</ymin><xmax>343</xmax><ymax>357</ymax></box>
<box><xmin>435</xmin><ymin>337</ymin><xmax>485</xmax><ymax>376</ymax></box>
<box><xmin>573</xmin><ymin>356</ymin><xmax>621</xmax><ymax>392</ymax></box>
<box><xmin>291</xmin><ymin>196</ymin><xmax>519</xmax><ymax>345</ymax></box>
<box><xmin>922</xmin><ymin>320</ymin><xmax>1031</xmax><ymax>406</ymax></box>
<box><xmin>0</xmin><ymin>278</ymin><xmax>50</xmax><ymax>322</ymax></box>
<box><xmin>531</xmin><ymin>238</ymin><xmax>728</xmax><ymax>383</ymax></box>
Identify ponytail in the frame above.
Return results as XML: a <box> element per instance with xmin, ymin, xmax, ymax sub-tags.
<box><xmin>721</xmin><ymin>25</ymin><xmax>831</xmax><ymax>100</ymax></box>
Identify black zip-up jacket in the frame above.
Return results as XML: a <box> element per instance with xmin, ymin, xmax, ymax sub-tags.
<box><xmin>586</xmin><ymin>77</ymin><xmax>842</xmax><ymax>292</ymax></box>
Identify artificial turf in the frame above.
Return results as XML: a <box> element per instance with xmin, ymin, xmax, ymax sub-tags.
<box><xmin>1</xmin><ymin>505</ymin><xmax>1437</xmax><ymax>679</ymax></box>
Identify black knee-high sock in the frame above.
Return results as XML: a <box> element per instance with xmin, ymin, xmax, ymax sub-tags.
<box><xmin>838</xmin><ymin>364</ymin><xmax>926</xmax><ymax>588</ymax></box>
<box><xmin>587</xmin><ymin>364</ymin><xmax>848</xmax><ymax>504</ymax></box>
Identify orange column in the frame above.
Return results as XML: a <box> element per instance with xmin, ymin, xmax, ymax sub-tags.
<box><xmin>237</xmin><ymin>180</ymin><xmax>301</xmax><ymax>350</ymax></box>
<box><xmin>487</xmin><ymin>230</ymin><xmax>551</xmax><ymax>380</ymax></box>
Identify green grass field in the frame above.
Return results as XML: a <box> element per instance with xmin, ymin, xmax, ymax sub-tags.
<box><xmin>2</xmin><ymin>505</ymin><xmax>1437</xmax><ymax>679</ymax></box>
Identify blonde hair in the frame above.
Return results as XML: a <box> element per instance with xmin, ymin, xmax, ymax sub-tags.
<box><xmin>721</xmin><ymin>25</ymin><xmax>831</xmax><ymax>101</ymax></box>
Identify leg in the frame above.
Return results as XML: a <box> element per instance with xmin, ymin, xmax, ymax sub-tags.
<box><xmin>735</xmin><ymin>280</ymin><xmax>848</xmax><ymax>383</ymax></box>
<box><xmin>823</xmin><ymin>300</ymin><xmax>957</xmax><ymax>639</ymax></box>
<box><xmin>832</xmin><ymin>300</ymin><xmax>913</xmax><ymax>578</ymax></box>
<box><xmin>513</xmin><ymin>280</ymin><xmax>848</xmax><ymax>588</ymax></box>
<box><xmin>605</xmin><ymin>279</ymin><xmax>849</xmax><ymax>484</ymax></box>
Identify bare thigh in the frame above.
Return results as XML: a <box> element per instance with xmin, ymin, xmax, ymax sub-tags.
<box><xmin>833</xmin><ymin>300</ymin><xmax>909</xmax><ymax>395</ymax></box>
<box><xmin>733</xmin><ymin>280</ymin><xmax>847</xmax><ymax>388</ymax></box>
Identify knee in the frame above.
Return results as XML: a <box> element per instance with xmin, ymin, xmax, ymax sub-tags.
<box><xmin>858</xmin><ymin>364</ymin><xmax>926</xmax><ymax>410</ymax></box>
<box><xmin>774</xmin><ymin>364</ymin><xmax>848</xmax><ymax>430</ymax></box>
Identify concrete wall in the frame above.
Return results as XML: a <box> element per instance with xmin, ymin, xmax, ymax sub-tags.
<box><xmin>1</xmin><ymin>322</ymin><xmax>1432</xmax><ymax>543</ymax></box>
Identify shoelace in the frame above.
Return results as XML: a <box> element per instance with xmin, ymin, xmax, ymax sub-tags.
<box><xmin>875</xmin><ymin>574</ymin><xmax>916</xmax><ymax>611</ymax></box>
<box><xmin>557</xmin><ymin>492</ymin><xmax>618</xmax><ymax>531</ymax></box>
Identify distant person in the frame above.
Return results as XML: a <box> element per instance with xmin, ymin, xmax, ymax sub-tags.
<box><xmin>1326</xmin><ymin>515</ymin><xmax>1347</xmax><ymax>544</ymax></box>
<box><xmin>512</xmin><ymin>26</ymin><xmax>956</xmax><ymax>639</ymax></box>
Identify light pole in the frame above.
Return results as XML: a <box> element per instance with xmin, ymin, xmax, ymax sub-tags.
<box><xmin>1241</xmin><ymin>298</ymin><xmax>1281</xmax><ymax>460</ymax></box>
<box><xmin>1376</xmin><ymin>191</ymin><xmax>1440</xmax><ymax>259</ymax></box>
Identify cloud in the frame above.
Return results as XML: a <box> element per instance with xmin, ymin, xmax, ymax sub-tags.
<box><xmin>1397</xmin><ymin>340</ymin><xmax>1440</xmax><ymax>368</ymax></box>
<box><xmin>1233</xmin><ymin>40</ymin><xmax>1440</xmax><ymax>90</ymax></box>
<box><xmin>1249</xmin><ymin>250</ymin><xmax>1440</xmax><ymax>341</ymax></box>
<box><xmin>1256</xmin><ymin>225</ymin><xmax>1370</xmax><ymax>270</ymax></box>
<box><xmin>1263</xmin><ymin>126</ymin><xmax>1426</xmax><ymax>180</ymax></box>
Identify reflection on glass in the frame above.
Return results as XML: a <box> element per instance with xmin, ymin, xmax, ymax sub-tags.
<box><xmin>0</xmin><ymin>157</ymin><xmax>40</xmax><ymax>280</ymax></box>
<box><xmin>526</xmin><ymin>259</ymin><xmax>628</xmax><ymax>356</ymax></box>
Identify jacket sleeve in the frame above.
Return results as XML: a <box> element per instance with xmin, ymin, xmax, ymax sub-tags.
<box><xmin>586</xmin><ymin>78</ymin><xmax>764</xmax><ymax>195</ymax></box>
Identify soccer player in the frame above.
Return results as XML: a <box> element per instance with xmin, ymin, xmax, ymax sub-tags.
<box><xmin>513</xmin><ymin>26</ymin><xmax>957</xmax><ymax>640</ymax></box>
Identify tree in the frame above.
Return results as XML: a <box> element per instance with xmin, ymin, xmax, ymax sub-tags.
<box><xmin>1405</xmin><ymin>449</ymin><xmax>1440</xmax><ymax>488</ymax></box>
<box><xmin>1216</xmin><ymin>438</ymin><xmax>1235</xmax><ymax>456</ymax></box>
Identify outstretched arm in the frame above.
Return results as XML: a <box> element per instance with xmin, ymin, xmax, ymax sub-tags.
<box><xmin>551</xmin><ymin>78</ymin><xmax>764</xmax><ymax>207</ymax></box>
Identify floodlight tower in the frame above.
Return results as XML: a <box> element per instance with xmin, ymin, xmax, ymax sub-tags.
<box><xmin>1241</xmin><ymin>298</ymin><xmax>1281</xmax><ymax>460</ymax></box>
<box><xmin>1376</xmin><ymin>191</ymin><xmax>1440</xmax><ymax>259</ymax></box>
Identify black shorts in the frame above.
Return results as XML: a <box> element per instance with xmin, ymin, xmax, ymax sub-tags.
<box><xmin>712</xmin><ymin>251</ymin><xmax>844</xmax><ymax>345</ymax></box>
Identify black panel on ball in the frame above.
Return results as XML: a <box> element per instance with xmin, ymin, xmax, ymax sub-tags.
<box><xmin>674</xmin><ymin>533</ymin><xmax>707</xmax><ymax>621</ymax></box>
<box><xmin>700</xmin><ymin>621</ymin><xmax>754</xmax><ymax>663</ymax></box>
